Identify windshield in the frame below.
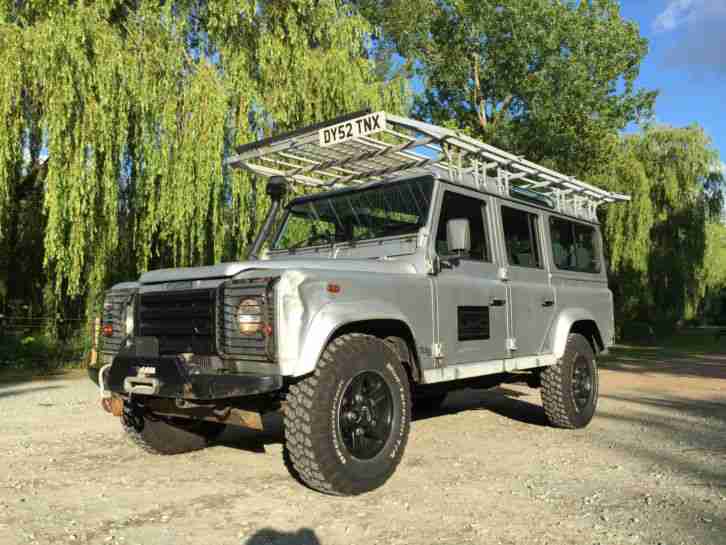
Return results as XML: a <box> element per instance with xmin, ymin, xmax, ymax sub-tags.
<box><xmin>272</xmin><ymin>177</ymin><xmax>434</xmax><ymax>251</ymax></box>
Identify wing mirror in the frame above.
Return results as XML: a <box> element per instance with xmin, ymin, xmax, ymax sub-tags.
<box><xmin>430</xmin><ymin>218</ymin><xmax>471</xmax><ymax>275</ymax></box>
<box><xmin>446</xmin><ymin>218</ymin><xmax>471</xmax><ymax>254</ymax></box>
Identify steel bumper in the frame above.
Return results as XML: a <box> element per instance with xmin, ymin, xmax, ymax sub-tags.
<box><xmin>106</xmin><ymin>344</ymin><xmax>282</xmax><ymax>400</ymax></box>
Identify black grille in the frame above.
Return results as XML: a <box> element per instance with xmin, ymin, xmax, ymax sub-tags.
<box><xmin>219</xmin><ymin>278</ymin><xmax>277</xmax><ymax>362</ymax></box>
<box><xmin>138</xmin><ymin>289</ymin><xmax>216</xmax><ymax>355</ymax></box>
<box><xmin>100</xmin><ymin>288</ymin><xmax>136</xmax><ymax>355</ymax></box>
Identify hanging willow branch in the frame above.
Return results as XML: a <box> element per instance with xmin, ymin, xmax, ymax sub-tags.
<box><xmin>0</xmin><ymin>0</ymin><xmax>408</xmax><ymax>318</ymax></box>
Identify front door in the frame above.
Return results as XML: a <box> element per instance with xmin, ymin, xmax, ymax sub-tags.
<box><xmin>498</xmin><ymin>204</ymin><xmax>555</xmax><ymax>356</ymax></box>
<box><xmin>433</xmin><ymin>188</ymin><xmax>508</xmax><ymax>365</ymax></box>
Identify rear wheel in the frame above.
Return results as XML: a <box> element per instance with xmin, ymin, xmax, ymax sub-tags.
<box><xmin>121</xmin><ymin>399</ymin><xmax>225</xmax><ymax>455</ymax></box>
<box><xmin>283</xmin><ymin>333</ymin><xmax>411</xmax><ymax>496</ymax></box>
<box><xmin>541</xmin><ymin>333</ymin><xmax>598</xmax><ymax>429</ymax></box>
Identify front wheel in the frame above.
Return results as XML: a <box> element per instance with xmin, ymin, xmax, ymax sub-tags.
<box><xmin>540</xmin><ymin>333</ymin><xmax>598</xmax><ymax>429</ymax></box>
<box><xmin>283</xmin><ymin>333</ymin><xmax>411</xmax><ymax>496</ymax></box>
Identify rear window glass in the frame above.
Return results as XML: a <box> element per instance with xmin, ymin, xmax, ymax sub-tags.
<box><xmin>549</xmin><ymin>217</ymin><xmax>601</xmax><ymax>273</ymax></box>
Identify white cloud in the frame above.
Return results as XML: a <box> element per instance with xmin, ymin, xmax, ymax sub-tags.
<box><xmin>654</xmin><ymin>1</ymin><xmax>726</xmax><ymax>75</ymax></box>
<box><xmin>653</xmin><ymin>0</ymin><xmax>697</xmax><ymax>32</ymax></box>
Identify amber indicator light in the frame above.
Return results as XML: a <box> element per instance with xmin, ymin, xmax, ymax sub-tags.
<box><xmin>326</xmin><ymin>283</ymin><xmax>341</xmax><ymax>294</ymax></box>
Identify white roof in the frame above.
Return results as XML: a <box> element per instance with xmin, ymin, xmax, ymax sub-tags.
<box><xmin>226</xmin><ymin>110</ymin><xmax>629</xmax><ymax>221</ymax></box>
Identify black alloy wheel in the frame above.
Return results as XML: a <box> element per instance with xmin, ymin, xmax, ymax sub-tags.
<box><xmin>338</xmin><ymin>371</ymin><xmax>394</xmax><ymax>460</ymax></box>
<box><xmin>572</xmin><ymin>355</ymin><xmax>595</xmax><ymax>412</ymax></box>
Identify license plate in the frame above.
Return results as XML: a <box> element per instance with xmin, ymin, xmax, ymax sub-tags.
<box><xmin>319</xmin><ymin>111</ymin><xmax>386</xmax><ymax>147</ymax></box>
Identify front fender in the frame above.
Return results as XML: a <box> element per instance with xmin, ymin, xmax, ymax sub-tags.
<box><xmin>551</xmin><ymin>308</ymin><xmax>600</xmax><ymax>358</ymax></box>
<box><xmin>290</xmin><ymin>300</ymin><xmax>414</xmax><ymax>377</ymax></box>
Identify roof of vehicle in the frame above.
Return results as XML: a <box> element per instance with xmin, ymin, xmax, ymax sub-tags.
<box><xmin>226</xmin><ymin>110</ymin><xmax>629</xmax><ymax>222</ymax></box>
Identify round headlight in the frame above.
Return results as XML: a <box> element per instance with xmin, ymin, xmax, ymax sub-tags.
<box><xmin>237</xmin><ymin>298</ymin><xmax>263</xmax><ymax>335</ymax></box>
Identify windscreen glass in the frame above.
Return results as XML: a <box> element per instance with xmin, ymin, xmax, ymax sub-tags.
<box><xmin>273</xmin><ymin>177</ymin><xmax>434</xmax><ymax>250</ymax></box>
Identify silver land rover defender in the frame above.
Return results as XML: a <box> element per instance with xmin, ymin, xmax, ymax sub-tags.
<box><xmin>93</xmin><ymin>111</ymin><xmax>628</xmax><ymax>495</ymax></box>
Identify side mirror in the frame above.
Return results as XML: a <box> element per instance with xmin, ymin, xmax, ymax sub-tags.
<box><xmin>446</xmin><ymin>218</ymin><xmax>471</xmax><ymax>254</ymax></box>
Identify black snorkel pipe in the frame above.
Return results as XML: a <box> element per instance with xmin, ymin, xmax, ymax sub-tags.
<box><xmin>248</xmin><ymin>176</ymin><xmax>288</xmax><ymax>260</ymax></box>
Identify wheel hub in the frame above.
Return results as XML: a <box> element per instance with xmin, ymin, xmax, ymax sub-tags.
<box><xmin>338</xmin><ymin>371</ymin><xmax>394</xmax><ymax>460</ymax></box>
<box><xmin>572</xmin><ymin>355</ymin><xmax>594</xmax><ymax>412</ymax></box>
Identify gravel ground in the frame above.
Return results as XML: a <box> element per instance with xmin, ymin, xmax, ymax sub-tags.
<box><xmin>1</xmin><ymin>351</ymin><xmax>725</xmax><ymax>545</ymax></box>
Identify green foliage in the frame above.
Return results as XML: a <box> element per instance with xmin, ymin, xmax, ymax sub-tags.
<box><xmin>362</xmin><ymin>0</ymin><xmax>656</xmax><ymax>175</ymax></box>
<box><xmin>0</xmin><ymin>1</ymin><xmax>408</xmax><ymax>322</ymax></box>
<box><xmin>0</xmin><ymin>331</ymin><xmax>89</xmax><ymax>371</ymax></box>
<box><xmin>598</xmin><ymin>126</ymin><xmax>725</xmax><ymax>325</ymax></box>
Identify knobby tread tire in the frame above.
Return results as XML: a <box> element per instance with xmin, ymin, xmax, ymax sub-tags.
<box><xmin>121</xmin><ymin>400</ymin><xmax>224</xmax><ymax>455</ymax></box>
<box><xmin>541</xmin><ymin>333</ymin><xmax>598</xmax><ymax>429</ymax></box>
<box><xmin>283</xmin><ymin>333</ymin><xmax>411</xmax><ymax>496</ymax></box>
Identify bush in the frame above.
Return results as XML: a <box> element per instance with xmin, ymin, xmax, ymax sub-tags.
<box><xmin>0</xmin><ymin>331</ymin><xmax>90</xmax><ymax>372</ymax></box>
<box><xmin>618</xmin><ymin>321</ymin><xmax>656</xmax><ymax>344</ymax></box>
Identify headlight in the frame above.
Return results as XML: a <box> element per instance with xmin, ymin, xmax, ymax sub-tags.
<box><xmin>237</xmin><ymin>297</ymin><xmax>264</xmax><ymax>335</ymax></box>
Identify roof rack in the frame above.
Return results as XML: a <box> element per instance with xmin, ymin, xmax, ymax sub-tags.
<box><xmin>226</xmin><ymin>110</ymin><xmax>629</xmax><ymax>221</ymax></box>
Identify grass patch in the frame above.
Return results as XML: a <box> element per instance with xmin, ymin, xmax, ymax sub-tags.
<box><xmin>602</xmin><ymin>327</ymin><xmax>726</xmax><ymax>364</ymax></box>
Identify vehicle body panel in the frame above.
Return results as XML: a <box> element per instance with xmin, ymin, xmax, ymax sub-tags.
<box><xmin>98</xmin><ymin>167</ymin><xmax>617</xmax><ymax>398</ymax></box>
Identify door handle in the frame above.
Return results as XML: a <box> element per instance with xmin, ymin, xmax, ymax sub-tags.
<box><xmin>542</xmin><ymin>299</ymin><xmax>555</xmax><ymax>308</ymax></box>
<box><xmin>490</xmin><ymin>298</ymin><xmax>506</xmax><ymax>307</ymax></box>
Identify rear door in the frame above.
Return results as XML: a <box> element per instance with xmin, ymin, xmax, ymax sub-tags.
<box><xmin>497</xmin><ymin>203</ymin><xmax>556</xmax><ymax>356</ymax></box>
<box><xmin>433</xmin><ymin>187</ymin><xmax>508</xmax><ymax>364</ymax></box>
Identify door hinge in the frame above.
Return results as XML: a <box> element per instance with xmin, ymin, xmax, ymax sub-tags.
<box><xmin>506</xmin><ymin>337</ymin><xmax>518</xmax><ymax>351</ymax></box>
<box><xmin>432</xmin><ymin>343</ymin><xmax>444</xmax><ymax>359</ymax></box>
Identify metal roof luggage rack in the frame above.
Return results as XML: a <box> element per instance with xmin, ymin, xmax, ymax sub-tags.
<box><xmin>226</xmin><ymin>110</ymin><xmax>629</xmax><ymax>221</ymax></box>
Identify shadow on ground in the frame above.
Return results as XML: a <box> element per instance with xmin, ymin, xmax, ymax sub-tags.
<box><xmin>600</xmin><ymin>346</ymin><xmax>726</xmax><ymax>380</ymax></box>
<box><xmin>213</xmin><ymin>385</ymin><xmax>547</xmax><ymax>455</ymax></box>
<box><xmin>0</xmin><ymin>384</ymin><xmax>66</xmax><ymax>399</ymax></box>
<box><xmin>244</xmin><ymin>528</ymin><xmax>321</xmax><ymax>545</ymax></box>
<box><xmin>413</xmin><ymin>386</ymin><xmax>549</xmax><ymax>426</ymax></box>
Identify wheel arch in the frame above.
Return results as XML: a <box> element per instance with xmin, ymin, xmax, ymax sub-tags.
<box><xmin>551</xmin><ymin>309</ymin><xmax>605</xmax><ymax>358</ymax></box>
<box><xmin>292</xmin><ymin>303</ymin><xmax>423</xmax><ymax>382</ymax></box>
<box><xmin>332</xmin><ymin>319</ymin><xmax>422</xmax><ymax>383</ymax></box>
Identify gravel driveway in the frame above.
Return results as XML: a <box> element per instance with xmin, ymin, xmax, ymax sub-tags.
<box><xmin>1</xmin><ymin>351</ymin><xmax>725</xmax><ymax>545</ymax></box>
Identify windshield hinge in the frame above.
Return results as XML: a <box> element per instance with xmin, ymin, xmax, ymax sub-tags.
<box><xmin>432</xmin><ymin>342</ymin><xmax>444</xmax><ymax>359</ymax></box>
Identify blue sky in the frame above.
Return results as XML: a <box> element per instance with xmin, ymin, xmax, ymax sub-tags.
<box><xmin>619</xmin><ymin>1</ymin><xmax>726</xmax><ymax>168</ymax></box>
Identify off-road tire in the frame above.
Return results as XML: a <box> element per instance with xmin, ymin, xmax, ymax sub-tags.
<box><xmin>541</xmin><ymin>333</ymin><xmax>598</xmax><ymax>429</ymax></box>
<box><xmin>283</xmin><ymin>333</ymin><xmax>411</xmax><ymax>496</ymax></box>
<box><xmin>121</xmin><ymin>399</ymin><xmax>225</xmax><ymax>455</ymax></box>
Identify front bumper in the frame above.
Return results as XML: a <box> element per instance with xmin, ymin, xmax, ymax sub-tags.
<box><xmin>105</xmin><ymin>343</ymin><xmax>282</xmax><ymax>400</ymax></box>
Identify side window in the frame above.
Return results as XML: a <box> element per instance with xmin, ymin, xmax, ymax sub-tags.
<box><xmin>435</xmin><ymin>192</ymin><xmax>490</xmax><ymax>261</ymax></box>
<box><xmin>501</xmin><ymin>206</ymin><xmax>541</xmax><ymax>268</ymax></box>
<box><xmin>549</xmin><ymin>217</ymin><xmax>601</xmax><ymax>273</ymax></box>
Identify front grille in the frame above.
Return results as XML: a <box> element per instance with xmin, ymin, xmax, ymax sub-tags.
<box><xmin>101</xmin><ymin>288</ymin><xmax>136</xmax><ymax>355</ymax></box>
<box><xmin>138</xmin><ymin>289</ymin><xmax>216</xmax><ymax>355</ymax></box>
<box><xmin>219</xmin><ymin>277</ymin><xmax>277</xmax><ymax>362</ymax></box>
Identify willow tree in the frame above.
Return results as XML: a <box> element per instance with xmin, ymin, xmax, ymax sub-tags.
<box><xmin>596</xmin><ymin>126</ymin><xmax>725</xmax><ymax>327</ymax></box>
<box><xmin>0</xmin><ymin>1</ymin><xmax>407</xmax><ymax>323</ymax></box>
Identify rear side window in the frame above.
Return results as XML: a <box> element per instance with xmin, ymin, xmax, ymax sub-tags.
<box><xmin>549</xmin><ymin>217</ymin><xmax>601</xmax><ymax>273</ymax></box>
<box><xmin>501</xmin><ymin>206</ymin><xmax>541</xmax><ymax>268</ymax></box>
<box><xmin>436</xmin><ymin>192</ymin><xmax>490</xmax><ymax>261</ymax></box>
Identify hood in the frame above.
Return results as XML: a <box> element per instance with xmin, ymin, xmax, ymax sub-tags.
<box><xmin>138</xmin><ymin>257</ymin><xmax>417</xmax><ymax>284</ymax></box>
